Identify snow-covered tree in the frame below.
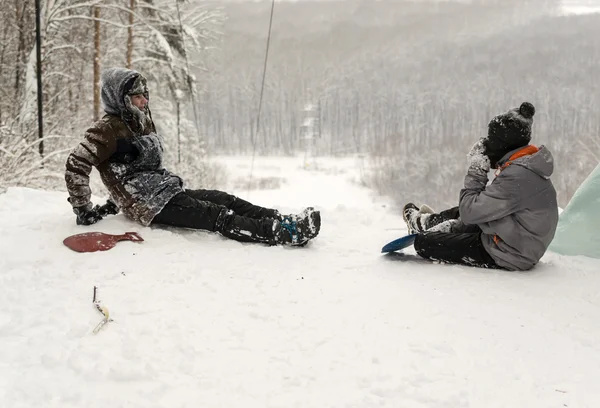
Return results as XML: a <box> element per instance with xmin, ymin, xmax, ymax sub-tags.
<box><xmin>0</xmin><ymin>0</ymin><xmax>224</xmax><ymax>193</ymax></box>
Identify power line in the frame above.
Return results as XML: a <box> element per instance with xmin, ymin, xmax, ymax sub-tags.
<box><xmin>247</xmin><ymin>0</ymin><xmax>275</xmax><ymax>197</ymax></box>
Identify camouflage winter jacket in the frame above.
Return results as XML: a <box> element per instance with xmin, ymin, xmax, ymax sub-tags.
<box><xmin>65</xmin><ymin>68</ymin><xmax>183</xmax><ymax>226</ymax></box>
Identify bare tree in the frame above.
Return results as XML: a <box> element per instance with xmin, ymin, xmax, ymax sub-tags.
<box><xmin>126</xmin><ymin>0</ymin><xmax>135</xmax><ymax>69</ymax></box>
<box><xmin>93</xmin><ymin>5</ymin><xmax>101</xmax><ymax>121</ymax></box>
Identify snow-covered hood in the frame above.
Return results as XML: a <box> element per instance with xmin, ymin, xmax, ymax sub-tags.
<box><xmin>100</xmin><ymin>67</ymin><xmax>142</xmax><ymax>116</ymax></box>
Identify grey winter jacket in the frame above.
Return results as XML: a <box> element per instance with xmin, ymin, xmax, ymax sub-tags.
<box><xmin>459</xmin><ymin>145</ymin><xmax>559</xmax><ymax>271</ymax></box>
<box><xmin>65</xmin><ymin>68</ymin><xmax>183</xmax><ymax>226</ymax></box>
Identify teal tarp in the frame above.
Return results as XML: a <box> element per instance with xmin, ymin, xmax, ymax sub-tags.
<box><xmin>549</xmin><ymin>163</ymin><xmax>600</xmax><ymax>259</ymax></box>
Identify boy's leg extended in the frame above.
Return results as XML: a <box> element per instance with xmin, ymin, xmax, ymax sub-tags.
<box><xmin>184</xmin><ymin>189</ymin><xmax>279</xmax><ymax>220</ymax></box>
<box><xmin>405</xmin><ymin>204</ymin><xmax>462</xmax><ymax>233</ymax></box>
<box><xmin>152</xmin><ymin>192</ymin><xmax>276</xmax><ymax>244</ymax></box>
<box><xmin>422</xmin><ymin>206</ymin><xmax>460</xmax><ymax>230</ymax></box>
<box><xmin>414</xmin><ymin>230</ymin><xmax>500</xmax><ymax>269</ymax></box>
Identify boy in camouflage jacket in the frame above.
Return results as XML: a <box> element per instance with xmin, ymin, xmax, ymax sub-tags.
<box><xmin>65</xmin><ymin>67</ymin><xmax>320</xmax><ymax>246</ymax></box>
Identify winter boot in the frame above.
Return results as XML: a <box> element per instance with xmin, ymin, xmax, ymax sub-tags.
<box><xmin>277</xmin><ymin>207</ymin><xmax>316</xmax><ymax>224</ymax></box>
<box><xmin>402</xmin><ymin>202</ymin><xmax>435</xmax><ymax>234</ymax></box>
<box><xmin>274</xmin><ymin>208</ymin><xmax>321</xmax><ymax>246</ymax></box>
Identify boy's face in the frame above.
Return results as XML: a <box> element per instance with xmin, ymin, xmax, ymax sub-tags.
<box><xmin>130</xmin><ymin>93</ymin><xmax>148</xmax><ymax>110</ymax></box>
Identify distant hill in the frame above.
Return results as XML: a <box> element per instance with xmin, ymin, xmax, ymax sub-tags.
<box><xmin>359</xmin><ymin>11</ymin><xmax>600</xmax><ymax>208</ymax></box>
<box><xmin>193</xmin><ymin>0</ymin><xmax>598</xmax><ymax>206</ymax></box>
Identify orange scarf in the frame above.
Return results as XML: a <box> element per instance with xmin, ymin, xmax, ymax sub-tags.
<box><xmin>495</xmin><ymin>145</ymin><xmax>539</xmax><ymax>176</ymax></box>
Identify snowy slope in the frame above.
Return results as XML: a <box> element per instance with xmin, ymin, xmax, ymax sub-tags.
<box><xmin>1</xmin><ymin>156</ymin><xmax>599</xmax><ymax>408</ymax></box>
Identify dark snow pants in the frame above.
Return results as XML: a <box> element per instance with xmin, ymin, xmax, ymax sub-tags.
<box><xmin>414</xmin><ymin>206</ymin><xmax>500</xmax><ymax>269</ymax></box>
<box><xmin>420</xmin><ymin>206</ymin><xmax>461</xmax><ymax>230</ymax></box>
<box><xmin>152</xmin><ymin>189</ymin><xmax>279</xmax><ymax>244</ymax></box>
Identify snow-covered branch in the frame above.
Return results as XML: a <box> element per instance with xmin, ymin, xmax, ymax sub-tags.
<box><xmin>52</xmin><ymin>15</ymin><xmax>132</xmax><ymax>29</ymax></box>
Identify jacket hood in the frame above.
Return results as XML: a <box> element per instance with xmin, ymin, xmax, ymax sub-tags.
<box><xmin>101</xmin><ymin>67</ymin><xmax>141</xmax><ymax>116</ymax></box>
<box><xmin>101</xmin><ymin>67</ymin><xmax>152</xmax><ymax>133</ymax></box>
<box><xmin>498</xmin><ymin>145</ymin><xmax>554</xmax><ymax>179</ymax></box>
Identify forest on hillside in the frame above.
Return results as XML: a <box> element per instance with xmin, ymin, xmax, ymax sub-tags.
<box><xmin>197</xmin><ymin>0</ymin><xmax>598</xmax><ymax>208</ymax></box>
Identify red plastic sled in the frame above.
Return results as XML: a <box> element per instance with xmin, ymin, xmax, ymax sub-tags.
<box><xmin>63</xmin><ymin>232</ymin><xmax>144</xmax><ymax>253</ymax></box>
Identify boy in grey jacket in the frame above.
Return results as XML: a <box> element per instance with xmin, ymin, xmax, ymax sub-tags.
<box><xmin>403</xmin><ymin>102</ymin><xmax>558</xmax><ymax>271</ymax></box>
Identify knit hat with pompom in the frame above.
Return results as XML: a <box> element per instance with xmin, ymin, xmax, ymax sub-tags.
<box><xmin>484</xmin><ymin>102</ymin><xmax>536</xmax><ymax>167</ymax></box>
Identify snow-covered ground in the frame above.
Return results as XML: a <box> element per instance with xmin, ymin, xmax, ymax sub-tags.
<box><xmin>1</xmin><ymin>155</ymin><xmax>599</xmax><ymax>408</ymax></box>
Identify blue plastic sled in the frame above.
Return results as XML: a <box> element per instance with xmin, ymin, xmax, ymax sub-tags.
<box><xmin>381</xmin><ymin>233</ymin><xmax>417</xmax><ymax>253</ymax></box>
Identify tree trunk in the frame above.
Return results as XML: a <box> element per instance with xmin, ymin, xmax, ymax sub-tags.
<box><xmin>15</xmin><ymin>1</ymin><xmax>27</xmax><ymax>105</ymax></box>
<box><xmin>126</xmin><ymin>0</ymin><xmax>135</xmax><ymax>68</ymax></box>
<box><xmin>0</xmin><ymin>17</ymin><xmax>11</xmax><ymax>123</ymax></box>
<box><xmin>93</xmin><ymin>6</ymin><xmax>101</xmax><ymax>121</ymax></box>
<box><xmin>176</xmin><ymin>100</ymin><xmax>181</xmax><ymax>163</ymax></box>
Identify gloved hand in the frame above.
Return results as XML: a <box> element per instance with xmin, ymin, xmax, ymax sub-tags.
<box><xmin>96</xmin><ymin>199</ymin><xmax>119</xmax><ymax>218</ymax></box>
<box><xmin>467</xmin><ymin>138</ymin><xmax>491</xmax><ymax>173</ymax></box>
<box><xmin>73</xmin><ymin>203</ymin><xmax>102</xmax><ymax>226</ymax></box>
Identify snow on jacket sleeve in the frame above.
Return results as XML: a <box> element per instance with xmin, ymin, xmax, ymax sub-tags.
<box><xmin>65</xmin><ymin>121</ymin><xmax>117</xmax><ymax>208</ymax></box>
<box><xmin>458</xmin><ymin>165</ymin><xmax>521</xmax><ymax>225</ymax></box>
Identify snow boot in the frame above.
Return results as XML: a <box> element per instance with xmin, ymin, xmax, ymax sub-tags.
<box><xmin>277</xmin><ymin>207</ymin><xmax>315</xmax><ymax>223</ymax></box>
<box><xmin>402</xmin><ymin>202</ymin><xmax>435</xmax><ymax>234</ymax></box>
<box><xmin>274</xmin><ymin>208</ymin><xmax>321</xmax><ymax>246</ymax></box>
